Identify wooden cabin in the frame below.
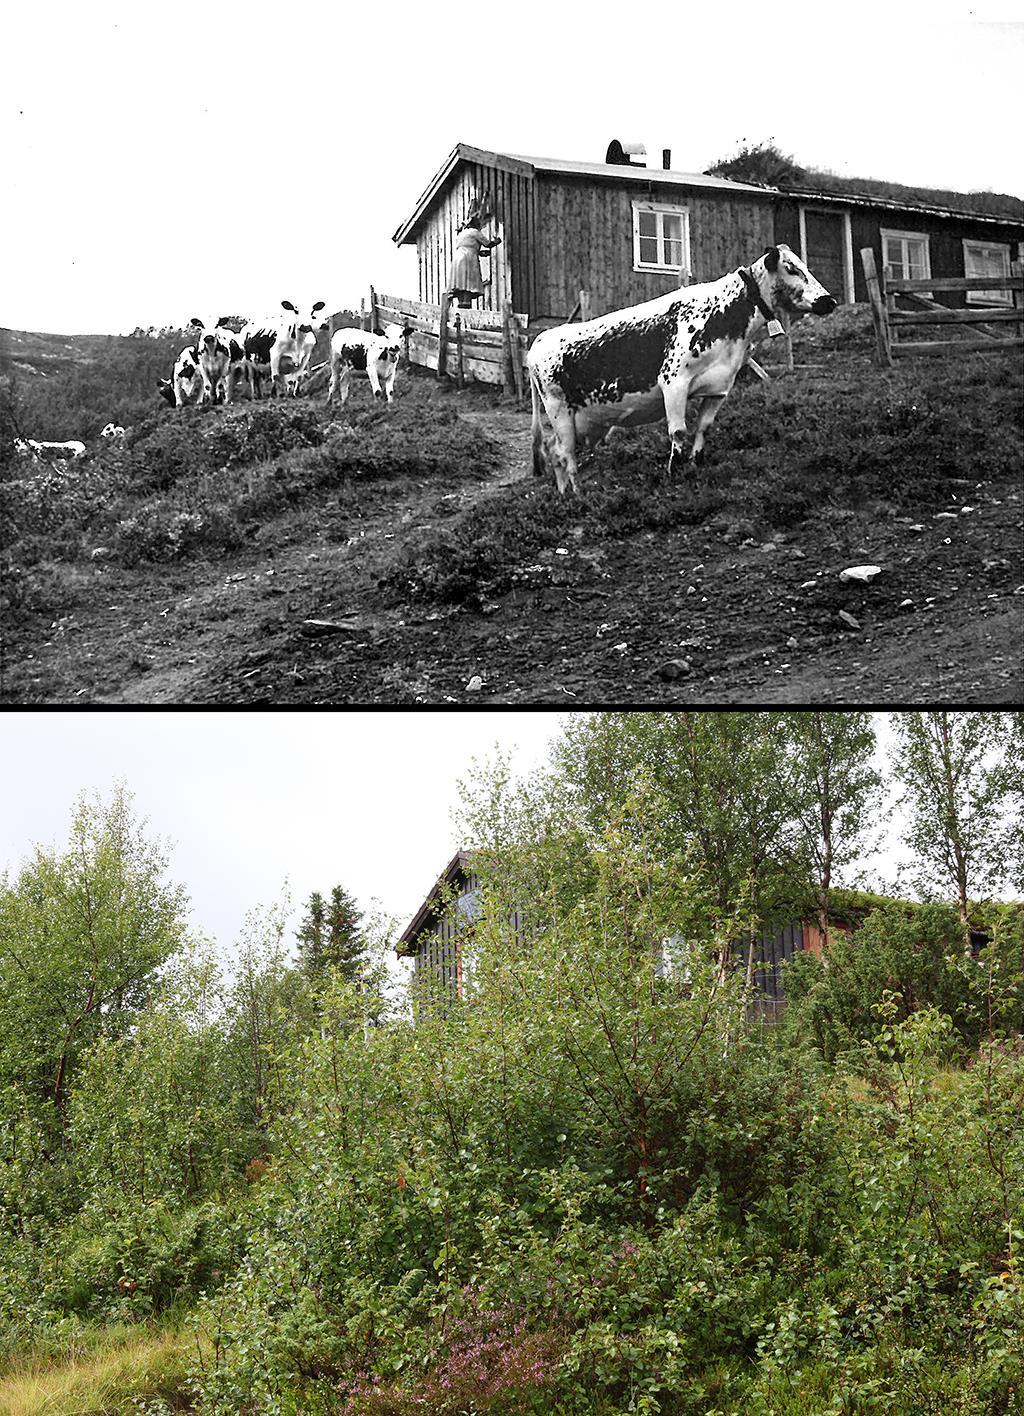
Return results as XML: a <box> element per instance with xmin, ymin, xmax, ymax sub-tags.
<box><xmin>392</xmin><ymin>142</ymin><xmax>774</xmax><ymax>332</ymax></box>
<box><xmin>392</xmin><ymin>141</ymin><xmax>1024</xmax><ymax>328</ymax></box>
<box><xmin>397</xmin><ymin>852</ymin><xmax>861</xmax><ymax>1017</ymax></box>
<box><xmin>396</xmin><ymin>850</ymin><xmax>479</xmax><ymax>1004</ymax></box>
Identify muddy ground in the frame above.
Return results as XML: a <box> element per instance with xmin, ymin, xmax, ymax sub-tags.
<box><xmin>2</xmin><ymin>309</ymin><xmax>1021</xmax><ymax>705</ymax></box>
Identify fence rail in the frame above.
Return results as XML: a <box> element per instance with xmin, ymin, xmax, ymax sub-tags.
<box><xmin>860</xmin><ymin>249</ymin><xmax>1024</xmax><ymax>366</ymax></box>
<box><xmin>370</xmin><ymin>291</ymin><xmax>529</xmax><ymax>399</ymax></box>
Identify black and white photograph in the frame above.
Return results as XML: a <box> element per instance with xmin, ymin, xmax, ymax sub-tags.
<box><xmin>1</xmin><ymin>0</ymin><xmax>1021</xmax><ymax>704</ymax></box>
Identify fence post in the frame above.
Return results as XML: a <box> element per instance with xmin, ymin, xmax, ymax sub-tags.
<box><xmin>368</xmin><ymin>287</ymin><xmax>378</xmax><ymax>333</ymax></box>
<box><xmin>579</xmin><ymin>289</ymin><xmax>592</xmax><ymax>322</ymax></box>
<box><xmin>501</xmin><ymin>303</ymin><xmax>516</xmax><ymax>397</ymax></box>
<box><xmin>511</xmin><ymin>311</ymin><xmax>525</xmax><ymax>405</ymax></box>
<box><xmin>1013</xmin><ymin>260</ymin><xmax>1023</xmax><ymax>341</ymax></box>
<box><xmin>860</xmin><ymin>247</ymin><xmax>893</xmax><ymax>368</ymax></box>
<box><xmin>438</xmin><ymin>292</ymin><xmax>452</xmax><ymax>380</ymax></box>
<box><xmin>454</xmin><ymin>312</ymin><xmax>464</xmax><ymax>388</ymax></box>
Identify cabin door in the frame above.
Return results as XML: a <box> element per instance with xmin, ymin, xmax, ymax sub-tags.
<box><xmin>802</xmin><ymin>208</ymin><xmax>846</xmax><ymax>303</ymax></box>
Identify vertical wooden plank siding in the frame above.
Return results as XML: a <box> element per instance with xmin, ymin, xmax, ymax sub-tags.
<box><xmin>529</xmin><ymin>175</ymin><xmax>774</xmax><ymax>324</ymax></box>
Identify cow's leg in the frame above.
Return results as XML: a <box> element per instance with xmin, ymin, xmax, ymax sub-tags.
<box><xmin>543</xmin><ymin>392</ymin><xmax>580</xmax><ymax>495</ymax></box>
<box><xmin>221</xmin><ymin>368</ymin><xmax>234</xmax><ymax>405</ymax></box>
<box><xmin>662</xmin><ymin>382</ymin><xmax>691</xmax><ymax>475</ymax></box>
<box><xmin>271</xmin><ymin>352</ymin><xmax>285</xmax><ymax>398</ymax></box>
<box><xmin>382</xmin><ymin>367</ymin><xmax>396</xmax><ymax>404</ymax></box>
<box><xmin>689</xmin><ymin>395</ymin><xmax>728</xmax><ymax>465</ymax></box>
<box><xmin>367</xmin><ymin>360</ymin><xmax>384</xmax><ymax>401</ymax></box>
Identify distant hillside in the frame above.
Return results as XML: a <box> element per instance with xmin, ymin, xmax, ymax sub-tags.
<box><xmin>0</xmin><ymin>328</ymin><xmax>140</xmax><ymax>380</ymax></box>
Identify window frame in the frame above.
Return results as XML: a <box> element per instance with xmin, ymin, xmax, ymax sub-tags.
<box><xmin>880</xmin><ymin>228</ymin><xmax>932</xmax><ymax>286</ymax></box>
<box><xmin>962</xmin><ymin>239</ymin><xmax>1012</xmax><ymax>306</ymax></box>
<box><xmin>632</xmin><ymin>201</ymin><xmax>691</xmax><ymax>277</ymax></box>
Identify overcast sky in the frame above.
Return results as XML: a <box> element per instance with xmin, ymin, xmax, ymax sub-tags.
<box><xmin>0</xmin><ymin>710</ymin><xmax>926</xmax><ymax>981</ymax></box>
<box><xmin>0</xmin><ymin>712</ymin><xmax>570</xmax><ymax>969</ymax></box>
<box><xmin>3</xmin><ymin>0</ymin><xmax>1021</xmax><ymax>336</ymax></box>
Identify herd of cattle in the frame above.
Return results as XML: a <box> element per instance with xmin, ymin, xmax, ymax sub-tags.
<box><xmin>156</xmin><ymin>302</ymin><xmax>405</xmax><ymax>409</ymax></box>
<box><xmin>11</xmin><ymin>246</ymin><xmax>837</xmax><ymax>492</ymax></box>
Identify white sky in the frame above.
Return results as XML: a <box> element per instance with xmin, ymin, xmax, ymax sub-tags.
<box><xmin>3</xmin><ymin>1</ymin><xmax>1021</xmax><ymax>336</ymax></box>
<box><xmin>0</xmin><ymin>711</ymin><xmax>570</xmax><ymax>967</ymax></box>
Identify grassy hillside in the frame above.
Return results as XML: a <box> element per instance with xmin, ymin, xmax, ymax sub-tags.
<box><xmin>1</xmin><ymin>307</ymin><xmax>1021</xmax><ymax>703</ymax></box>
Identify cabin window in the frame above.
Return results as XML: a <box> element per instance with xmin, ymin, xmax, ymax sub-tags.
<box><xmin>632</xmin><ymin>203</ymin><xmax>691</xmax><ymax>276</ymax></box>
<box><xmin>881</xmin><ymin>229</ymin><xmax>931</xmax><ymax>285</ymax></box>
<box><xmin>962</xmin><ymin>240</ymin><xmax>1012</xmax><ymax>305</ymax></box>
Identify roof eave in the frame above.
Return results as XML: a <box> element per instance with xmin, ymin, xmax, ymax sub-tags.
<box><xmin>396</xmin><ymin>849</ymin><xmax>475</xmax><ymax>954</ymax></box>
<box><xmin>778</xmin><ymin>185</ymin><xmax>1024</xmax><ymax>226</ymax></box>
<box><xmin>393</xmin><ymin>144</ymin><xmax>536</xmax><ymax>246</ymax></box>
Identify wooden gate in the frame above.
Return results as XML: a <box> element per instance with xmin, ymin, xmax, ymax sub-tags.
<box><xmin>371</xmin><ymin>290</ymin><xmax>528</xmax><ymax>399</ymax></box>
<box><xmin>860</xmin><ymin>249</ymin><xmax>1024</xmax><ymax>366</ymax></box>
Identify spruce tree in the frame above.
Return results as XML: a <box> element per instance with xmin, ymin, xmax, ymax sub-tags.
<box><xmin>325</xmin><ymin>884</ymin><xmax>365</xmax><ymax>984</ymax></box>
<box><xmin>295</xmin><ymin>890</ymin><xmax>327</xmax><ymax>978</ymax></box>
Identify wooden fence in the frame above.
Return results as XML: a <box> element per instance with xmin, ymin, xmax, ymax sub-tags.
<box><xmin>860</xmin><ymin>249</ymin><xmax>1024</xmax><ymax>366</ymax></box>
<box><xmin>370</xmin><ymin>290</ymin><xmax>528</xmax><ymax>401</ymax></box>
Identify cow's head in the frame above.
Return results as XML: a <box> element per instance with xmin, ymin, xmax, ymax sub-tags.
<box><xmin>281</xmin><ymin>299</ymin><xmax>328</xmax><ymax>336</ymax></box>
<box><xmin>157</xmin><ymin>378</ymin><xmax>176</xmax><ymax>405</ymax></box>
<box><xmin>381</xmin><ymin>321</ymin><xmax>404</xmax><ymax>358</ymax></box>
<box><xmin>761</xmin><ymin>244</ymin><xmax>837</xmax><ymax>316</ymax></box>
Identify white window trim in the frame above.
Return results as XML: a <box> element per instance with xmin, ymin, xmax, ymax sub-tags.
<box><xmin>881</xmin><ymin>228</ymin><xmax>932</xmax><ymax>284</ymax></box>
<box><xmin>962</xmin><ymin>239</ymin><xmax>1012</xmax><ymax>306</ymax></box>
<box><xmin>632</xmin><ymin>202</ymin><xmax>691</xmax><ymax>278</ymax></box>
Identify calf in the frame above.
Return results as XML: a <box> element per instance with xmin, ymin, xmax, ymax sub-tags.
<box><xmin>528</xmin><ymin>244</ymin><xmax>836</xmax><ymax>493</ymax></box>
<box><xmin>14</xmin><ymin>438</ymin><xmax>86</xmax><ymax>460</ymax></box>
<box><xmin>188</xmin><ymin>319</ymin><xmax>253</xmax><ymax>405</ymax></box>
<box><xmin>327</xmin><ymin>324</ymin><xmax>403</xmax><ymax>406</ymax></box>
<box><xmin>242</xmin><ymin>300</ymin><xmax>327</xmax><ymax>399</ymax></box>
<box><xmin>100</xmin><ymin>423</ymin><xmax>126</xmax><ymax>442</ymax></box>
<box><xmin>158</xmin><ymin>343</ymin><xmax>203</xmax><ymax>407</ymax></box>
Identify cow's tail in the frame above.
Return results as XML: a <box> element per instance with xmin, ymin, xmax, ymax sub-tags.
<box><xmin>529</xmin><ymin>363</ymin><xmax>546</xmax><ymax>477</ymax></box>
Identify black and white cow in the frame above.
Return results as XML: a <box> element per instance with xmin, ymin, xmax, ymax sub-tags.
<box><xmin>327</xmin><ymin>324</ymin><xmax>403</xmax><ymax>406</ymax></box>
<box><xmin>100</xmin><ymin>422</ymin><xmax>126</xmax><ymax>442</ymax></box>
<box><xmin>241</xmin><ymin>300</ymin><xmax>328</xmax><ymax>399</ymax></box>
<box><xmin>14</xmin><ymin>438</ymin><xmax>87</xmax><ymax>461</ymax></box>
<box><xmin>158</xmin><ymin>343</ymin><xmax>203</xmax><ymax>407</ymax></box>
<box><xmin>528</xmin><ymin>244</ymin><xmax>837</xmax><ymax>493</ymax></box>
<box><xmin>188</xmin><ymin>319</ymin><xmax>253</xmax><ymax>405</ymax></box>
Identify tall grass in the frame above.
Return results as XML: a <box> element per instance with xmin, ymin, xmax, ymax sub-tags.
<box><xmin>0</xmin><ymin>1323</ymin><xmax>194</xmax><ymax>1415</ymax></box>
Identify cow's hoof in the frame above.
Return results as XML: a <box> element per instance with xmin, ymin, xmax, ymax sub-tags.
<box><xmin>691</xmin><ymin>449</ymin><xmax>706</xmax><ymax>468</ymax></box>
<box><xmin>669</xmin><ymin>449</ymin><xmax>687</xmax><ymax>476</ymax></box>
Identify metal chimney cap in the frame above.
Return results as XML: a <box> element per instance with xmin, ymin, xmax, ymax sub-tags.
<box><xmin>606</xmin><ymin>139</ymin><xmax>647</xmax><ymax>166</ymax></box>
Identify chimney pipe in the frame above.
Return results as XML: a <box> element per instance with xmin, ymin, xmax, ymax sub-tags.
<box><xmin>662</xmin><ymin>148</ymin><xmax>671</xmax><ymax>170</ymax></box>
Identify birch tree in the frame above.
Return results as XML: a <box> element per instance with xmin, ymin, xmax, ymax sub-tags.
<box><xmin>890</xmin><ymin>711</ymin><xmax>1014</xmax><ymax>953</ymax></box>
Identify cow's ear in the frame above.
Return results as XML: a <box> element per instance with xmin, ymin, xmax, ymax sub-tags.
<box><xmin>312</xmin><ymin>300</ymin><xmax>326</xmax><ymax>313</ymax></box>
<box><xmin>763</xmin><ymin>246</ymin><xmax>780</xmax><ymax>272</ymax></box>
<box><xmin>281</xmin><ymin>300</ymin><xmax>297</xmax><ymax>313</ymax></box>
<box><xmin>217</xmin><ymin>316</ymin><xmax>232</xmax><ymax>330</ymax></box>
<box><xmin>189</xmin><ymin>316</ymin><xmax>204</xmax><ymax>328</ymax></box>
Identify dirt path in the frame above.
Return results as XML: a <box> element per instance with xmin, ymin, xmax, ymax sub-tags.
<box><xmin>82</xmin><ymin>407</ymin><xmax>535</xmax><ymax>705</ymax></box>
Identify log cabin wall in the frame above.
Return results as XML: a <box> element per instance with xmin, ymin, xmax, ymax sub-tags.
<box><xmin>774</xmin><ymin>196</ymin><xmax>1023</xmax><ymax>307</ymax></box>
<box><xmin>415</xmin><ymin>158</ymin><xmax>536</xmax><ymax>317</ymax></box>
<box><xmin>529</xmin><ymin>173</ymin><xmax>776</xmax><ymax>324</ymax></box>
